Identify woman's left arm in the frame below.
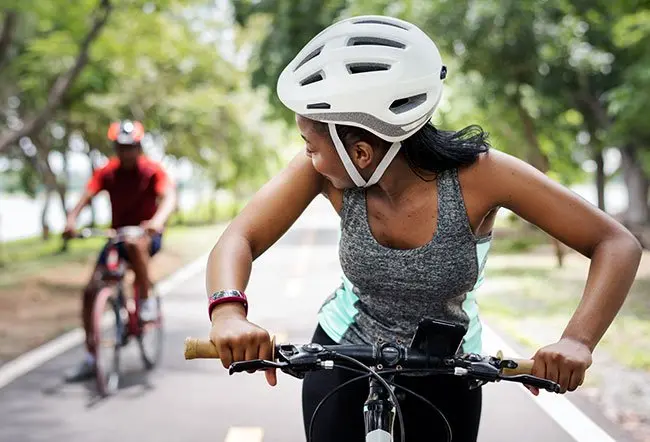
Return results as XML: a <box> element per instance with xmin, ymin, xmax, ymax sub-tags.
<box><xmin>478</xmin><ymin>150</ymin><xmax>642</xmax><ymax>394</ymax></box>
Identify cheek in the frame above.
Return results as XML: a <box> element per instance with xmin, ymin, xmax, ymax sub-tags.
<box><xmin>312</xmin><ymin>152</ymin><xmax>355</xmax><ymax>189</ymax></box>
<box><xmin>310</xmin><ymin>153</ymin><xmax>328</xmax><ymax>175</ymax></box>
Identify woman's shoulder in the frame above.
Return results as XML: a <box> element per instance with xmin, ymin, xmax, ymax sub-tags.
<box><xmin>457</xmin><ymin>149</ymin><xmax>526</xmax><ymax>187</ymax></box>
<box><xmin>456</xmin><ymin>149</ymin><xmax>528</xmax><ymax>213</ymax></box>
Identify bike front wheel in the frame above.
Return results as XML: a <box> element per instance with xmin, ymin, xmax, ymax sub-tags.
<box><xmin>138</xmin><ymin>289</ymin><xmax>164</xmax><ymax>370</ymax></box>
<box><xmin>92</xmin><ymin>287</ymin><xmax>122</xmax><ymax>396</ymax></box>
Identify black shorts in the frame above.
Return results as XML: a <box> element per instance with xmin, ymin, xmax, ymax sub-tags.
<box><xmin>302</xmin><ymin>325</ymin><xmax>482</xmax><ymax>442</ymax></box>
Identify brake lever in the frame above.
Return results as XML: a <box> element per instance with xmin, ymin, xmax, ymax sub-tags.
<box><xmin>500</xmin><ymin>374</ymin><xmax>561</xmax><ymax>393</ymax></box>
<box><xmin>228</xmin><ymin>359</ymin><xmax>286</xmax><ymax>375</ymax></box>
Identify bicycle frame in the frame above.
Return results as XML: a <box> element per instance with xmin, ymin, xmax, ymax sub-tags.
<box><xmin>364</xmin><ymin>376</ymin><xmax>396</xmax><ymax>441</ymax></box>
<box><xmin>99</xmin><ymin>240</ymin><xmax>143</xmax><ymax>338</ymax></box>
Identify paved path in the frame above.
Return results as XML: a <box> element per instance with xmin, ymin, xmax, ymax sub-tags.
<box><xmin>0</xmin><ymin>197</ymin><xmax>630</xmax><ymax>442</ymax></box>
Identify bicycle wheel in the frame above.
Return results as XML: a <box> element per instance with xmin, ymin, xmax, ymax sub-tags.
<box><xmin>138</xmin><ymin>288</ymin><xmax>164</xmax><ymax>370</ymax></box>
<box><xmin>93</xmin><ymin>287</ymin><xmax>122</xmax><ymax>396</ymax></box>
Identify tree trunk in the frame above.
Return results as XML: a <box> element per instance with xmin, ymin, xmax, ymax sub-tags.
<box><xmin>620</xmin><ymin>144</ymin><xmax>650</xmax><ymax>225</ymax></box>
<box><xmin>514</xmin><ymin>91</ymin><xmax>565</xmax><ymax>267</ymax></box>
<box><xmin>41</xmin><ymin>189</ymin><xmax>52</xmax><ymax>240</ymax></box>
<box><xmin>0</xmin><ymin>10</ymin><xmax>18</xmax><ymax>72</ymax></box>
<box><xmin>593</xmin><ymin>149</ymin><xmax>606</xmax><ymax>212</ymax></box>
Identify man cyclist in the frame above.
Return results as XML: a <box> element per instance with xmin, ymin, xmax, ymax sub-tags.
<box><xmin>63</xmin><ymin>120</ymin><xmax>177</xmax><ymax>382</ymax></box>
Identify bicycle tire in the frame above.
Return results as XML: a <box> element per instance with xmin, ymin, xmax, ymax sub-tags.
<box><xmin>138</xmin><ymin>288</ymin><xmax>164</xmax><ymax>370</ymax></box>
<box><xmin>93</xmin><ymin>287</ymin><xmax>122</xmax><ymax>396</ymax></box>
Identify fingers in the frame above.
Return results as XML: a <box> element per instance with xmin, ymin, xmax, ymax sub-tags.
<box><xmin>259</xmin><ymin>334</ymin><xmax>276</xmax><ymax>386</ymax></box>
<box><xmin>568</xmin><ymin>367</ymin><xmax>586</xmax><ymax>392</ymax></box>
<box><xmin>214</xmin><ymin>326</ymin><xmax>272</xmax><ymax>370</ymax></box>
<box><xmin>258</xmin><ymin>333</ymin><xmax>273</xmax><ymax>361</ymax></box>
<box><xmin>546</xmin><ymin>361</ymin><xmax>560</xmax><ymax>387</ymax></box>
<box><xmin>231</xmin><ymin>337</ymin><xmax>246</xmax><ymax>364</ymax></box>
<box><xmin>217</xmin><ymin>342</ymin><xmax>233</xmax><ymax>370</ymax></box>
<box><xmin>533</xmin><ymin>342</ymin><xmax>591</xmax><ymax>394</ymax></box>
<box><xmin>244</xmin><ymin>340</ymin><xmax>260</xmax><ymax>373</ymax></box>
<box><xmin>525</xmin><ymin>385</ymin><xmax>540</xmax><ymax>396</ymax></box>
<box><xmin>265</xmin><ymin>368</ymin><xmax>277</xmax><ymax>387</ymax></box>
<box><xmin>557</xmin><ymin>365</ymin><xmax>572</xmax><ymax>394</ymax></box>
<box><xmin>531</xmin><ymin>354</ymin><xmax>547</xmax><ymax>382</ymax></box>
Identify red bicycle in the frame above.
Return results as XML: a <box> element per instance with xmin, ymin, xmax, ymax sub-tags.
<box><xmin>74</xmin><ymin>226</ymin><xmax>164</xmax><ymax>396</ymax></box>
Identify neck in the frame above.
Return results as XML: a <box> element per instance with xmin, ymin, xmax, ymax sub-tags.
<box><xmin>367</xmin><ymin>154</ymin><xmax>430</xmax><ymax>204</ymax></box>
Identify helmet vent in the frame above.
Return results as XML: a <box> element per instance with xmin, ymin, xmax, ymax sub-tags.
<box><xmin>348</xmin><ymin>36</ymin><xmax>405</xmax><ymax>49</ymax></box>
<box><xmin>346</xmin><ymin>62</ymin><xmax>391</xmax><ymax>74</ymax></box>
<box><xmin>306</xmin><ymin>102</ymin><xmax>331</xmax><ymax>110</ymax></box>
<box><xmin>390</xmin><ymin>93</ymin><xmax>427</xmax><ymax>114</ymax></box>
<box><xmin>300</xmin><ymin>71</ymin><xmax>325</xmax><ymax>86</ymax></box>
<box><xmin>352</xmin><ymin>18</ymin><xmax>408</xmax><ymax>30</ymax></box>
<box><xmin>294</xmin><ymin>45</ymin><xmax>324</xmax><ymax>72</ymax></box>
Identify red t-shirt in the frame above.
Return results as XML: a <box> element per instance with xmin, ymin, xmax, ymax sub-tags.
<box><xmin>87</xmin><ymin>156</ymin><xmax>170</xmax><ymax>228</ymax></box>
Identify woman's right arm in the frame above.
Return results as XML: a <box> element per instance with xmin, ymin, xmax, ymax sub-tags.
<box><xmin>206</xmin><ymin>152</ymin><xmax>326</xmax><ymax>382</ymax></box>
<box><xmin>206</xmin><ymin>152</ymin><xmax>325</xmax><ymax>296</ymax></box>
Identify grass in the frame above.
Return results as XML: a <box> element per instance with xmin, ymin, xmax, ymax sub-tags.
<box><xmin>0</xmin><ymin>199</ymin><xmax>244</xmax><ymax>286</ymax></box>
<box><xmin>480</xmin><ymin>250</ymin><xmax>650</xmax><ymax>371</ymax></box>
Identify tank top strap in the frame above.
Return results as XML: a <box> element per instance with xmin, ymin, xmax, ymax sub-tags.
<box><xmin>435</xmin><ymin>168</ymin><xmax>474</xmax><ymax>238</ymax></box>
<box><xmin>340</xmin><ymin>187</ymin><xmax>366</xmax><ymax>231</ymax></box>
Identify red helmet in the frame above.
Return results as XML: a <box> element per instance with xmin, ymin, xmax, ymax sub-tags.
<box><xmin>107</xmin><ymin>120</ymin><xmax>145</xmax><ymax>146</ymax></box>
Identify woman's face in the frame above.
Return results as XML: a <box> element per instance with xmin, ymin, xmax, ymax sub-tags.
<box><xmin>295</xmin><ymin>115</ymin><xmax>356</xmax><ymax>189</ymax></box>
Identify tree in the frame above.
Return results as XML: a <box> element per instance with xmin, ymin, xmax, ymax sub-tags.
<box><xmin>1</xmin><ymin>0</ymin><xmax>288</xmax><ymax>244</ymax></box>
<box><xmin>608</xmin><ymin>5</ymin><xmax>650</xmax><ymax>225</ymax></box>
<box><xmin>0</xmin><ymin>0</ymin><xmax>113</xmax><ymax>152</ymax></box>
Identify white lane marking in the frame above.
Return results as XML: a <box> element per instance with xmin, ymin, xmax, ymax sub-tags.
<box><xmin>481</xmin><ymin>323</ymin><xmax>616</xmax><ymax>442</ymax></box>
<box><xmin>0</xmin><ymin>252</ymin><xmax>210</xmax><ymax>390</ymax></box>
<box><xmin>224</xmin><ymin>427</ymin><xmax>264</xmax><ymax>442</ymax></box>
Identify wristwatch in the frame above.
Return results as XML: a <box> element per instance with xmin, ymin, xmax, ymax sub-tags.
<box><xmin>208</xmin><ymin>289</ymin><xmax>248</xmax><ymax>319</ymax></box>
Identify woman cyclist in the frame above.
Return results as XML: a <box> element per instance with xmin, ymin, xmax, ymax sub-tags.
<box><xmin>205</xmin><ymin>15</ymin><xmax>642</xmax><ymax>442</ymax></box>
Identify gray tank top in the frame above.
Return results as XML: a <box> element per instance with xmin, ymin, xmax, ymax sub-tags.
<box><xmin>317</xmin><ymin>168</ymin><xmax>492</xmax><ymax>353</ymax></box>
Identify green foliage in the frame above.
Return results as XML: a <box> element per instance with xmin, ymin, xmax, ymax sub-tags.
<box><xmin>231</xmin><ymin>0</ymin><xmax>650</xmax><ymax>202</ymax></box>
<box><xmin>1</xmin><ymin>0</ymin><xmax>288</xmax><ymax>209</ymax></box>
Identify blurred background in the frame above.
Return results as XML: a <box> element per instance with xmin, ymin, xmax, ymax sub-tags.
<box><xmin>0</xmin><ymin>0</ymin><xmax>649</xmax><ymax>441</ymax></box>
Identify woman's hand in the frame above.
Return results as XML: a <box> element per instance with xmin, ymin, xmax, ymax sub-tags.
<box><xmin>527</xmin><ymin>338</ymin><xmax>593</xmax><ymax>395</ymax></box>
<box><xmin>209</xmin><ymin>304</ymin><xmax>277</xmax><ymax>386</ymax></box>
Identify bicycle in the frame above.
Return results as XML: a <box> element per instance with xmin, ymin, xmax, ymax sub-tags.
<box><xmin>72</xmin><ymin>226</ymin><xmax>164</xmax><ymax>396</ymax></box>
<box><xmin>184</xmin><ymin>318</ymin><xmax>560</xmax><ymax>442</ymax></box>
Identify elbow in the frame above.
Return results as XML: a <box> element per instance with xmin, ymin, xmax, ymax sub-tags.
<box><xmin>626</xmin><ymin>231</ymin><xmax>643</xmax><ymax>263</ymax></box>
<box><xmin>600</xmin><ymin>227</ymin><xmax>643</xmax><ymax>266</ymax></box>
<box><xmin>211</xmin><ymin>226</ymin><xmax>255</xmax><ymax>260</ymax></box>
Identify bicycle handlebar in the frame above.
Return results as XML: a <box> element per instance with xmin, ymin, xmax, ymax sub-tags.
<box><xmin>71</xmin><ymin>226</ymin><xmax>147</xmax><ymax>242</ymax></box>
<box><xmin>183</xmin><ymin>337</ymin><xmax>560</xmax><ymax>393</ymax></box>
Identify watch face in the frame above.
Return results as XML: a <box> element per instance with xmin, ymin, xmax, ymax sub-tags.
<box><xmin>209</xmin><ymin>290</ymin><xmax>244</xmax><ymax>302</ymax></box>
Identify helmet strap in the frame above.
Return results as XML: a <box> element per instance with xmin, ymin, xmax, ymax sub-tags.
<box><xmin>366</xmin><ymin>141</ymin><xmax>401</xmax><ymax>187</ymax></box>
<box><xmin>327</xmin><ymin>123</ymin><xmax>401</xmax><ymax>188</ymax></box>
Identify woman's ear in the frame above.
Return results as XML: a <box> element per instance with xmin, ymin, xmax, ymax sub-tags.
<box><xmin>351</xmin><ymin>141</ymin><xmax>375</xmax><ymax>170</ymax></box>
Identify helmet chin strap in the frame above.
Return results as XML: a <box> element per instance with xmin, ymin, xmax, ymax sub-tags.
<box><xmin>328</xmin><ymin>123</ymin><xmax>401</xmax><ymax>188</ymax></box>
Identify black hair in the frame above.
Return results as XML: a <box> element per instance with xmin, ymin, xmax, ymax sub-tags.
<box><xmin>315</xmin><ymin>121</ymin><xmax>490</xmax><ymax>180</ymax></box>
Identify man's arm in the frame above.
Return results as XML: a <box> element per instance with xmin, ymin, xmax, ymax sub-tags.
<box><xmin>143</xmin><ymin>165</ymin><xmax>177</xmax><ymax>234</ymax></box>
<box><xmin>64</xmin><ymin>167</ymin><xmax>103</xmax><ymax>235</ymax></box>
<box><xmin>151</xmin><ymin>182</ymin><xmax>177</xmax><ymax>226</ymax></box>
<box><xmin>65</xmin><ymin>190</ymin><xmax>94</xmax><ymax>229</ymax></box>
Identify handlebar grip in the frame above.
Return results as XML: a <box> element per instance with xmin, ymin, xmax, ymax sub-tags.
<box><xmin>184</xmin><ymin>336</ymin><xmax>277</xmax><ymax>360</ymax></box>
<box><xmin>501</xmin><ymin>358</ymin><xmax>534</xmax><ymax>376</ymax></box>
<box><xmin>184</xmin><ymin>338</ymin><xmax>219</xmax><ymax>359</ymax></box>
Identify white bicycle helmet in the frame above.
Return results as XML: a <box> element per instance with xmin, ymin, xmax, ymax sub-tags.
<box><xmin>277</xmin><ymin>15</ymin><xmax>447</xmax><ymax>187</ymax></box>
